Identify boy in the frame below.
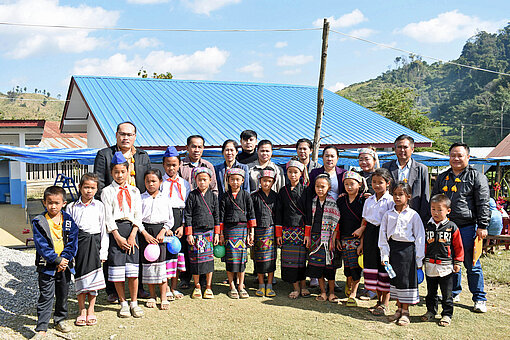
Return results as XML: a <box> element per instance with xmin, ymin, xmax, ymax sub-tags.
<box><xmin>421</xmin><ymin>194</ymin><xmax>464</xmax><ymax>326</ymax></box>
<box><xmin>101</xmin><ymin>151</ymin><xmax>144</xmax><ymax>318</ymax></box>
<box><xmin>237</xmin><ymin>130</ymin><xmax>258</xmax><ymax>165</ymax></box>
<box><xmin>33</xmin><ymin>186</ymin><xmax>78</xmax><ymax>337</ymax></box>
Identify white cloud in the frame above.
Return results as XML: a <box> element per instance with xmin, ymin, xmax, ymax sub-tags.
<box><xmin>127</xmin><ymin>0</ymin><xmax>170</xmax><ymax>3</ymax></box>
<box><xmin>328</xmin><ymin>82</ymin><xmax>346</xmax><ymax>92</ymax></box>
<box><xmin>277</xmin><ymin>54</ymin><xmax>313</xmax><ymax>67</ymax></box>
<box><xmin>349</xmin><ymin>28</ymin><xmax>376</xmax><ymax>38</ymax></box>
<box><xmin>184</xmin><ymin>0</ymin><xmax>241</xmax><ymax>15</ymax></box>
<box><xmin>398</xmin><ymin>10</ymin><xmax>507</xmax><ymax>43</ymax></box>
<box><xmin>119</xmin><ymin>37</ymin><xmax>162</xmax><ymax>50</ymax></box>
<box><xmin>275</xmin><ymin>41</ymin><xmax>288</xmax><ymax>48</ymax></box>
<box><xmin>72</xmin><ymin>47</ymin><xmax>229</xmax><ymax>80</ymax></box>
<box><xmin>314</xmin><ymin>9</ymin><xmax>367</xmax><ymax>29</ymax></box>
<box><xmin>0</xmin><ymin>0</ymin><xmax>119</xmax><ymax>59</ymax></box>
<box><xmin>282</xmin><ymin>68</ymin><xmax>301</xmax><ymax>76</ymax></box>
<box><xmin>237</xmin><ymin>62</ymin><xmax>263</xmax><ymax>78</ymax></box>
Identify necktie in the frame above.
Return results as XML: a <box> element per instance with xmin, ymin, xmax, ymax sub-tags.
<box><xmin>167</xmin><ymin>177</ymin><xmax>184</xmax><ymax>201</ymax></box>
<box><xmin>117</xmin><ymin>186</ymin><xmax>132</xmax><ymax>211</ymax></box>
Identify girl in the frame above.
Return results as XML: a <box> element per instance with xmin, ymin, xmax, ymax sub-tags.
<box><xmin>360</xmin><ymin>167</ymin><xmax>394</xmax><ymax>316</ymax></box>
<box><xmin>140</xmin><ymin>169</ymin><xmax>173</xmax><ymax>310</ymax></box>
<box><xmin>251</xmin><ymin>168</ymin><xmax>278</xmax><ymax>297</ymax></box>
<box><xmin>275</xmin><ymin>159</ymin><xmax>309</xmax><ymax>299</ymax></box>
<box><xmin>161</xmin><ymin>146</ymin><xmax>189</xmax><ymax>299</ymax></box>
<box><xmin>336</xmin><ymin>171</ymin><xmax>366</xmax><ymax>307</ymax></box>
<box><xmin>101</xmin><ymin>151</ymin><xmax>144</xmax><ymax>318</ymax></box>
<box><xmin>304</xmin><ymin>174</ymin><xmax>341</xmax><ymax>303</ymax></box>
<box><xmin>379</xmin><ymin>182</ymin><xmax>425</xmax><ymax>326</ymax></box>
<box><xmin>220</xmin><ymin>168</ymin><xmax>256</xmax><ymax>299</ymax></box>
<box><xmin>184</xmin><ymin>167</ymin><xmax>220</xmax><ymax>299</ymax></box>
<box><xmin>66</xmin><ymin>173</ymin><xmax>108</xmax><ymax>327</ymax></box>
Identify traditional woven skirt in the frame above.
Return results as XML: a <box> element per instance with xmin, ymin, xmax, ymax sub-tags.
<box><xmin>75</xmin><ymin>230</ymin><xmax>106</xmax><ymax>295</ymax></box>
<box><xmin>253</xmin><ymin>225</ymin><xmax>276</xmax><ymax>274</ymax></box>
<box><xmin>389</xmin><ymin>239</ymin><xmax>419</xmax><ymax>304</ymax></box>
<box><xmin>108</xmin><ymin>220</ymin><xmax>139</xmax><ymax>282</ymax></box>
<box><xmin>281</xmin><ymin>225</ymin><xmax>307</xmax><ymax>283</ymax></box>
<box><xmin>166</xmin><ymin>208</ymin><xmax>186</xmax><ymax>278</ymax></box>
<box><xmin>306</xmin><ymin>232</ymin><xmax>336</xmax><ymax>280</ymax></box>
<box><xmin>363</xmin><ymin>223</ymin><xmax>390</xmax><ymax>292</ymax></box>
<box><xmin>188</xmin><ymin>228</ymin><xmax>214</xmax><ymax>275</ymax></box>
<box><xmin>224</xmin><ymin>222</ymin><xmax>248</xmax><ymax>272</ymax></box>
<box><xmin>341</xmin><ymin>236</ymin><xmax>362</xmax><ymax>281</ymax></box>
<box><xmin>140</xmin><ymin>223</ymin><xmax>167</xmax><ymax>284</ymax></box>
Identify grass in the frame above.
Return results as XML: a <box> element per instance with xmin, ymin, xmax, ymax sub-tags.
<box><xmin>2</xmin><ymin>249</ymin><xmax>510</xmax><ymax>339</ymax></box>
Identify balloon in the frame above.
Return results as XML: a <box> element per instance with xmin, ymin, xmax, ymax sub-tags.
<box><xmin>144</xmin><ymin>244</ymin><xmax>160</xmax><ymax>262</ymax></box>
<box><xmin>417</xmin><ymin>268</ymin><xmax>424</xmax><ymax>284</ymax></box>
<box><xmin>358</xmin><ymin>254</ymin><xmax>364</xmax><ymax>269</ymax></box>
<box><xmin>166</xmin><ymin>236</ymin><xmax>182</xmax><ymax>254</ymax></box>
<box><xmin>213</xmin><ymin>245</ymin><xmax>226</xmax><ymax>258</ymax></box>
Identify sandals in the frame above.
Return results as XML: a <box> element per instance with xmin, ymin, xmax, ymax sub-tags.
<box><xmin>288</xmin><ymin>290</ymin><xmax>300</xmax><ymax>299</ymax></box>
<box><xmin>239</xmin><ymin>289</ymin><xmax>250</xmax><ymax>299</ymax></box>
<box><xmin>397</xmin><ymin>312</ymin><xmax>410</xmax><ymax>326</ymax></box>
<box><xmin>328</xmin><ymin>294</ymin><xmax>340</xmax><ymax>303</ymax></box>
<box><xmin>421</xmin><ymin>311</ymin><xmax>435</xmax><ymax>322</ymax></box>
<box><xmin>191</xmin><ymin>288</ymin><xmax>202</xmax><ymax>299</ymax></box>
<box><xmin>315</xmin><ymin>294</ymin><xmax>327</xmax><ymax>302</ymax></box>
<box><xmin>75</xmin><ymin>315</ymin><xmax>87</xmax><ymax>326</ymax></box>
<box><xmin>203</xmin><ymin>288</ymin><xmax>214</xmax><ymax>299</ymax></box>
<box><xmin>346</xmin><ymin>297</ymin><xmax>357</xmax><ymax>307</ymax></box>
<box><xmin>255</xmin><ymin>288</ymin><xmax>265</xmax><ymax>297</ymax></box>
<box><xmin>173</xmin><ymin>290</ymin><xmax>184</xmax><ymax>299</ymax></box>
<box><xmin>145</xmin><ymin>298</ymin><xmax>157</xmax><ymax>308</ymax></box>
<box><xmin>371</xmin><ymin>304</ymin><xmax>388</xmax><ymax>316</ymax></box>
<box><xmin>166</xmin><ymin>291</ymin><xmax>175</xmax><ymax>301</ymax></box>
<box><xmin>160</xmin><ymin>300</ymin><xmax>170</xmax><ymax>310</ymax></box>
<box><xmin>300</xmin><ymin>288</ymin><xmax>311</xmax><ymax>298</ymax></box>
<box><xmin>265</xmin><ymin>288</ymin><xmax>276</xmax><ymax>297</ymax></box>
<box><xmin>86</xmin><ymin>315</ymin><xmax>97</xmax><ymax>326</ymax></box>
<box><xmin>228</xmin><ymin>288</ymin><xmax>239</xmax><ymax>299</ymax></box>
<box><xmin>388</xmin><ymin>308</ymin><xmax>402</xmax><ymax>322</ymax></box>
<box><xmin>368</xmin><ymin>301</ymin><xmax>381</xmax><ymax>313</ymax></box>
<box><xmin>439</xmin><ymin>315</ymin><xmax>451</xmax><ymax>327</ymax></box>
<box><xmin>344</xmin><ymin>285</ymin><xmax>351</xmax><ymax>297</ymax></box>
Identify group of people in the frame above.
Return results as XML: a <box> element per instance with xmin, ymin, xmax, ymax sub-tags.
<box><xmin>31</xmin><ymin>122</ymin><xmax>491</xmax><ymax>338</ymax></box>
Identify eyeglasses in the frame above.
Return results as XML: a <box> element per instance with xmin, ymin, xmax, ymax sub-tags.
<box><xmin>118</xmin><ymin>132</ymin><xmax>135</xmax><ymax>138</ymax></box>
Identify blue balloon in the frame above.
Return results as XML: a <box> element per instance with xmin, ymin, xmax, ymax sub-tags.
<box><xmin>166</xmin><ymin>236</ymin><xmax>181</xmax><ymax>254</ymax></box>
<box><xmin>417</xmin><ymin>268</ymin><xmax>424</xmax><ymax>284</ymax></box>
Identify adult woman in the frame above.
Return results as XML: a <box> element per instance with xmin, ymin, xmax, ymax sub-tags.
<box><xmin>309</xmin><ymin>145</ymin><xmax>346</xmax><ymax>200</ymax></box>
<box><xmin>215</xmin><ymin>140</ymin><xmax>250</xmax><ymax>201</ymax></box>
<box><xmin>296</xmin><ymin>138</ymin><xmax>320</xmax><ymax>186</ymax></box>
<box><xmin>357</xmin><ymin>147</ymin><xmax>379</xmax><ymax>194</ymax></box>
<box><xmin>247</xmin><ymin>140</ymin><xmax>286</xmax><ymax>193</ymax></box>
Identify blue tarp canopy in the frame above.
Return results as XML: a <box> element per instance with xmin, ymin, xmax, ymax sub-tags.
<box><xmin>2</xmin><ymin>144</ymin><xmax>510</xmax><ymax>167</ymax></box>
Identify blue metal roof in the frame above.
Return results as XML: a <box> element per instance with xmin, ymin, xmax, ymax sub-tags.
<box><xmin>67</xmin><ymin>76</ymin><xmax>433</xmax><ymax>148</ymax></box>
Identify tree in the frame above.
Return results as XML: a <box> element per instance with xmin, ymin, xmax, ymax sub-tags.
<box><xmin>138</xmin><ymin>68</ymin><xmax>173</xmax><ymax>79</ymax></box>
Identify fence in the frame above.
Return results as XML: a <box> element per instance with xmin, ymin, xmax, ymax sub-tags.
<box><xmin>26</xmin><ymin>160</ymin><xmax>88</xmax><ymax>183</ymax></box>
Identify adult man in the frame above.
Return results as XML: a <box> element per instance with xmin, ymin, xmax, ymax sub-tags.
<box><xmin>432</xmin><ymin>143</ymin><xmax>489</xmax><ymax>313</ymax></box>
<box><xmin>237</xmin><ymin>130</ymin><xmax>258</xmax><ymax>165</ymax></box>
<box><xmin>382</xmin><ymin>134</ymin><xmax>430</xmax><ymax>221</ymax></box>
<box><xmin>94</xmin><ymin>121</ymin><xmax>151</xmax><ymax>302</ymax></box>
<box><xmin>295</xmin><ymin>138</ymin><xmax>320</xmax><ymax>186</ymax></box>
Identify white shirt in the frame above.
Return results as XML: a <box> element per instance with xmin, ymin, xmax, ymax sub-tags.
<box><xmin>66</xmin><ymin>198</ymin><xmax>109</xmax><ymax>261</ymax></box>
<box><xmin>329</xmin><ymin>173</ymin><xmax>339</xmax><ymax>200</ymax></box>
<box><xmin>424</xmin><ymin>218</ymin><xmax>454</xmax><ymax>277</ymax></box>
<box><xmin>161</xmin><ymin>173</ymin><xmax>191</xmax><ymax>209</ymax></box>
<box><xmin>141</xmin><ymin>191</ymin><xmax>174</xmax><ymax>231</ymax></box>
<box><xmin>398</xmin><ymin>160</ymin><xmax>411</xmax><ymax>182</ymax></box>
<box><xmin>101</xmin><ymin>181</ymin><xmax>143</xmax><ymax>233</ymax></box>
<box><xmin>378</xmin><ymin>206</ymin><xmax>425</xmax><ymax>266</ymax></box>
<box><xmin>362</xmin><ymin>192</ymin><xmax>394</xmax><ymax>226</ymax></box>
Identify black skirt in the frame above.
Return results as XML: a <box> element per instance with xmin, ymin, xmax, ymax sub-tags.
<box><xmin>388</xmin><ymin>239</ymin><xmax>419</xmax><ymax>304</ymax></box>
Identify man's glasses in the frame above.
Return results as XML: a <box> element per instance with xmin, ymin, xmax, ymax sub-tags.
<box><xmin>118</xmin><ymin>132</ymin><xmax>135</xmax><ymax>138</ymax></box>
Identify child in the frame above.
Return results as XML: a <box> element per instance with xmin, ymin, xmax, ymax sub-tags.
<box><xmin>275</xmin><ymin>159</ymin><xmax>309</xmax><ymax>299</ymax></box>
<box><xmin>184</xmin><ymin>167</ymin><xmax>220</xmax><ymax>299</ymax></box>
<box><xmin>421</xmin><ymin>194</ymin><xmax>464</xmax><ymax>327</ymax></box>
<box><xmin>140</xmin><ymin>168</ymin><xmax>173</xmax><ymax>310</ymax></box>
<box><xmin>33</xmin><ymin>186</ymin><xmax>78</xmax><ymax>336</ymax></box>
<box><xmin>304</xmin><ymin>174</ymin><xmax>341</xmax><ymax>302</ymax></box>
<box><xmin>66</xmin><ymin>173</ymin><xmax>108</xmax><ymax>327</ymax></box>
<box><xmin>251</xmin><ymin>169</ymin><xmax>278</xmax><ymax>297</ymax></box>
<box><xmin>101</xmin><ymin>151</ymin><xmax>144</xmax><ymax>318</ymax></box>
<box><xmin>220</xmin><ymin>168</ymin><xmax>257</xmax><ymax>299</ymax></box>
<box><xmin>161</xmin><ymin>146</ymin><xmax>189</xmax><ymax>299</ymax></box>
<box><xmin>336</xmin><ymin>171</ymin><xmax>366</xmax><ymax>307</ymax></box>
<box><xmin>360</xmin><ymin>167</ymin><xmax>394</xmax><ymax>316</ymax></box>
<box><xmin>379</xmin><ymin>181</ymin><xmax>425</xmax><ymax>326</ymax></box>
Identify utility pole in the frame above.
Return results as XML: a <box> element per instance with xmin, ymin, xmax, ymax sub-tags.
<box><xmin>312</xmin><ymin>18</ymin><xmax>330</xmax><ymax>162</ymax></box>
<box><xmin>461</xmin><ymin>124</ymin><xmax>464</xmax><ymax>143</ymax></box>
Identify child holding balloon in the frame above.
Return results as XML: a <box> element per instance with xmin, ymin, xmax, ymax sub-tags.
<box><xmin>378</xmin><ymin>181</ymin><xmax>425</xmax><ymax>326</ymax></box>
<box><xmin>140</xmin><ymin>168</ymin><xmax>173</xmax><ymax>310</ymax></box>
<box><xmin>101</xmin><ymin>152</ymin><xmax>144</xmax><ymax>318</ymax></box>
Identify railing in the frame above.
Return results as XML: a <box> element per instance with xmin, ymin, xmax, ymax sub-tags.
<box><xmin>26</xmin><ymin>160</ymin><xmax>88</xmax><ymax>183</ymax></box>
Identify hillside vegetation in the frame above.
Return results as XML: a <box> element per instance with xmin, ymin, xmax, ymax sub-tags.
<box><xmin>0</xmin><ymin>92</ymin><xmax>64</xmax><ymax>121</ymax></box>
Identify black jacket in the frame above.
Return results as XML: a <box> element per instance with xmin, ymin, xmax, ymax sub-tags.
<box><xmin>184</xmin><ymin>189</ymin><xmax>219</xmax><ymax>234</ymax></box>
<box><xmin>219</xmin><ymin>189</ymin><xmax>256</xmax><ymax>226</ymax></box>
<box><xmin>432</xmin><ymin>165</ymin><xmax>490</xmax><ymax>229</ymax></box>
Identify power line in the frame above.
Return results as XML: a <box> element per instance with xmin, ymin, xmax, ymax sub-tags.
<box><xmin>330</xmin><ymin>29</ymin><xmax>510</xmax><ymax>77</ymax></box>
<box><xmin>0</xmin><ymin>96</ymin><xmax>67</xmax><ymax>102</ymax></box>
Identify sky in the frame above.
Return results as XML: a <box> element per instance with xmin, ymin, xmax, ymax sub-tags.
<box><xmin>0</xmin><ymin>0</ymin><xmax>508</xmax><ymax>98</ymax></box>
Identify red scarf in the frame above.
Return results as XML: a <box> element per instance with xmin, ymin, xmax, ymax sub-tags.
<box><xmin>167</xmin><ymin>177</ymin><xmax>184</xmax><ymax>201</ymax></box>
<box><xmin>117</xmin><ymin>186</ymin><xmax>132</xmax><ymax>211</ymax></box>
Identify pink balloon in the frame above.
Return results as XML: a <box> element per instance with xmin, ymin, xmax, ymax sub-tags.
<box><xmin>144</xmin><ymin>244</ymin><xmax>160</xmax><ymax>262</ymax></box>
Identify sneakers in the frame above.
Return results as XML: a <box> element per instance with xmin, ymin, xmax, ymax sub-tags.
<box><xmin>452</xmin><ymin>295</ymin><xmax>461</xmax><ymax>303</ymax></box>
<box><xmin>131</xmin><ymin>305</ymin><xmax>144</xmax><ymax>318</ymax></box>
<box><xmin>107</xmin><ymin>293</ymin><xmax>119</xmax><ymax>304</ymax></box>
<box><xmin>473</xmin><ymin>301</ymin><xmax>487</xmax><ymax>313</ymax></box>
<box><xmin>118</xmin><ymin>304</ymin><xmax>131</xmax><ymax>318</ymax></box>
<box><xmin>54</xmin><ymin>321</ymin><xmax>72</xmax><ymax>333</ymax></box>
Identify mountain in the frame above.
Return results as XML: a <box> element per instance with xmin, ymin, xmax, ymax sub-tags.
<box><xmin>340</xmin><ymin>24</ymin><xmax>510</xmax><ymax>147</ymax></box>
<box><xmin>0</xmin><ymin>92</ymin><xmax>64</xmax><ymax>121</ymax></box>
